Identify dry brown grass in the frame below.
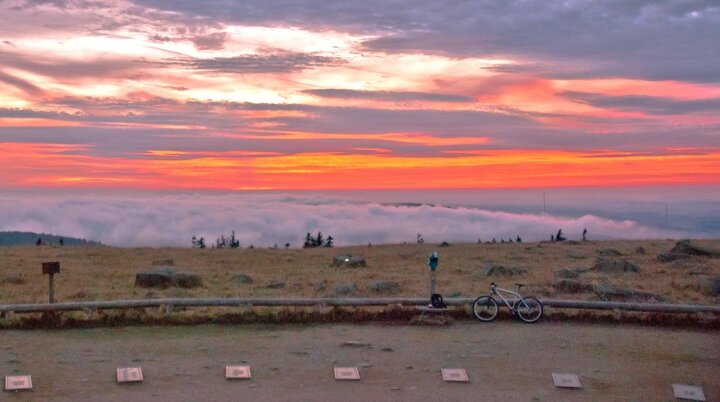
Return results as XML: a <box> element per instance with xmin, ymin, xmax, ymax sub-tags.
<box><xmin>1</xmin><ymin>239</ymin><xmax>718</xmax><ymax>307</ymax></box>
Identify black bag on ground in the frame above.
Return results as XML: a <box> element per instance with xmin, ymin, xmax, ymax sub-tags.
<box><xmin>430</xmin><ymin>293</ymin><xmax>446</xmax><ymax>308</ymax></box>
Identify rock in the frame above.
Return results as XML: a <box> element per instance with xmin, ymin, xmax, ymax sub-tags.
<box><xmin>552</xmin><ymin>278</ymin><xmax>594</xmax><ymax>293</ymax></box>
<box><xmin>554</xmin><ymin>268</ymin><xmax>587</xmax><ymax>279</ymax></box>
<box><xmin>482</xmin><ymin>263</ymin><xmax>527</xmax><ymax>277</ymax></box>
<box><xmin>659</xmin><ymin>239</ymin><xmax>720</xmax><ymax>262</ymax></box>
<box><xmin>597</xmin><ymin>249</ymin><xmax>623</xmax><ymax>256</ymax></box>
<box><xmin>592</xmin><ymin>284</ymin><xmax>665</xmax><ymax>302</ymax></box>
<box><xmin>341</xmin><ymin>341</ymin><xmax>372</xmax><ymax>348</ymax></box>
<box><xmin>333</xmin><ymin>283</ymin><xmax>358</xmax><ymax>295</ymax></box>
<box><xmin>591</xmin><ymin>257</ymin><xmax>640</xmax><ymax>273</ymax></box>
<box><xmin>368</xmin><ymin>280</ymin><xmax>401</xmax><ymax>293</ymax></box>
<box><xmin>568</xmin><ymin>251</ymin><xmax>587</xmax><ymax>260</ymax></box>
<box><xmin>135</xmin><ymin>267</ymin><xmax>202</xmax><ymax>289</ymax></box>
<box><xmin>410</xmin><ymin>315</ymin><xmax>453</xmax><ymax>326</ymax></box>
<box><xmin>313</xmin><ymin>281</ymin><xmax>326</xmax><ymax>291</ymax></box>
<box><xmin>698</xmin><ymin>276</ymin><xmax>720</xmax><ymax>296</ymax></box>
<box><xmin>0</xmin><ymin>274</ymin><xmax>25</xmax><ymax>285</ymax></box>
<box><xmin>635</xmin><ymin>246</ymin><xmax>647</xmax><ymax>255</ymax></box>
<box><xmin>440</xmin><ymin>241</ymin><xmax>451</xmax><ymax>247</ymax></box>
<box><xmin>135</xmin><ymin>267</ymin><xmax>175</xmax><ymax>288</ymax></box>
<box><xmin>173</xmin><ymin>272</ymin><xmax>202</xmax><ymax>288</ymax></box>
<box><xmin>332</xmin><ymin>255</ymin><xmax>367</xmax><ymax>268</ymax></box>
<box><xmin>232</xmin><ymin>274</ymin><xmax>254</xmax><ymax>284</ymax></box>
<box><xmin>266</xmin><ymin>281</ymin><xmax>286</xmax><ymax>289</ymax></box>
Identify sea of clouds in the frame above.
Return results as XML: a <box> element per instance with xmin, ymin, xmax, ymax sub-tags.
<box><xmin>1</xmin><ymin>190</ymin><xmax>709</xmax><ymax>247</ymax></box>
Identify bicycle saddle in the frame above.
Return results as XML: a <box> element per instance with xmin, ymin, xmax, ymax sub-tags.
<box><xmin>515</xmin><ymin>283</ymin><xmax>525</xmax><ymax>289</ymax></box>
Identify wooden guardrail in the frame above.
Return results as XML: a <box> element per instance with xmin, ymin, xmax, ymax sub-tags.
<box><xmin>1</xmin><ymin>297</ymin><xmax>719</xmax><ymax>317</ymax></box>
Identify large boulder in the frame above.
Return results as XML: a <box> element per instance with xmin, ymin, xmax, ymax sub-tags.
<box><xmin>597</xmin><ymin>249</ymin><xmax>623</xmax><ymax>256</ymax></box>
<box><xmin>173</xmin><ymin>272</ymin><xmax>202</xmax><ymax>288</ymax></box>
<box><xmin>135</xmin><ymin>268</ymin><xmax>175</xmax><ymax>288</ymax></box>
<box><xmin>591</xmin><ymin>257</ymin><xmax>640</xmax><ymax>273</ymax></box>
<box><xmin>698</xmin><ymin>276</ymin><xmax>720</xmax><ymax>296</ymax></box>
<box><xmin>333</xmin><ymin>283</ymin><xmax>358</xmax><ymax>295</ymax></box>
<box><xmin>368</xmin><ymin>280</ymin><xmax>401</xmax><ymax>293</ymax></box>
<box><xmin>482</xmin><ymin>263</ymin><xmax>527</xmax><ymax>277</ymax></box>
<box><xmin>552</xmin><ymin>278</ymin><xmax>594</xmax><ymax>293</ymax></box>
<box><xmin>332</xmin><ymin>255</ymin><xmax>367</xmax><ymax>268</ymax></box>
<box><xmin>232</xmin><ymin>274</ymin><xmax>254</xmax><ymax>284</ymax></box>
<box><xmin>659</xmin><ymin>240</ymin><xmax>720</xmax><ymax>262</ymax></box>
<box><xmin>554</xmin><ymin>268</ymin><xmax>587</xmax><ymax>279</ymax></box>
<box><xmin>135</xmin><ymin>267</ymin><xmax>202</xmax><ymax>289</ymax></box>
<box><xmin>592</xmin><ymin>284</ymin><xmax>665</xmax><ymax>302</ymax></box>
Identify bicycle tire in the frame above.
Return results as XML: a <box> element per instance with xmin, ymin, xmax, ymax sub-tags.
<box><xmin>515</xmin><ymin>296</ymin><xmax>543</xmax><ymax>323</ymax></box>
<box><xmin>472</xmin><ymin>296</ymin><xmax>498</xmax><ymax>322</ymax></box>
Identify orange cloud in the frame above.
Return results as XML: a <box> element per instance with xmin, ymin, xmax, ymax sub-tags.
<box><xmin>2</xmin><ymin>142</ymin><xmax>718</xmax><ymax>191</ymax></box>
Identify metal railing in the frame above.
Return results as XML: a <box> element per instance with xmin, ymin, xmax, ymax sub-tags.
<box><xmin>1</xmin><ymin>297</ymin><xmax>719</xmax><ymax>317</ymax></box>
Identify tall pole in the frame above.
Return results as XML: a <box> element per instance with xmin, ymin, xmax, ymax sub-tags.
<box><xmin>48</xmin><ymin>273</ymin><xmax>55</xmax><ymax>303</ymax></box>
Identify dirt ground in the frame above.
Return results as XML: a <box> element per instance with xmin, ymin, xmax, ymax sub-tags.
<box><xmin>1</xmin><ymin>322</ymin><xmax>718</xmax><ymax>401</ymax></box>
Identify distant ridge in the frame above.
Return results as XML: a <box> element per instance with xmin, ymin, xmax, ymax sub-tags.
<box><xmin>0</xmin><ymin>231</ymin><xmax>103</xmax><ymax>246</ymax></box>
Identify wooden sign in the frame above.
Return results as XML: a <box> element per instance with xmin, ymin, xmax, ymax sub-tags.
<box><xmin>42</xmin><ymin>262</ymin><xmax>60</xmax><ymax>275</ymax></box>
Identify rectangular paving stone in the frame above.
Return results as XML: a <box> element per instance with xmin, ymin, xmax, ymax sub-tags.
<box><xmin>117</xmin><ymin>367</ymin><xmax>144</xmax><ymax>383</ymax></box>
<box><xmin>673</xmin><ymin>384</ymin><xmax>706</xmax><ymax>401</ymax></box>
<box><xmin>441</xmin><ymin>368</ymin><xmax>469</xmax><ymax>382</ymax></box>
<box><xmin>4</xmin><ymin>375</ymin><xmax>32</xmax><ymax>391</ymax></box>
<box><xmin>552</xmin><ymin>373</ymin><xmax>582</xmax><ymax>388</ymax></box>
<box><xmin>334</xmin><ymin>367</ymin><xmax>360</xmax><ymax>381</ymax></box>
<box><xmin>225</xmin><ymin>365</ymin><xmax>252</xmax><ymax>379</ymax></box>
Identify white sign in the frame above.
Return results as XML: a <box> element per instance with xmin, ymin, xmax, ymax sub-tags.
<box><xmin>117</xmin><ymin>367</ymin><xmax>144</xmax><ymax>383</ymax></box>
<box><xmin>225</xmin><ymin>366</ymin><xmax>252</xmax><ymax>379</ymax></box>
<box><xmin>673</xmin><ymin>384</ymin><xmax>706</xmax><ymax>401</ymax></box>
<box><xmin>334</xmin><ymin>367</ymin><xmax>360</xmax><ymax>380</ymax></box>
<box><xmin>551</xmin><ymin>373</ymin><xmax>582</xmax><ymax>388</ymax></box>
<box><xmin>5</xmin><ymin>375</ymin><xmax>32</xmax><ymax>391</ymax></box>
<box><xmin>441</xmin><ymin>368</ymin><xmax>469</xmax><ymax>382</ymax></box>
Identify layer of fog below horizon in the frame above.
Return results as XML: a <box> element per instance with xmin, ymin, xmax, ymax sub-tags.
<box><xmin>1</xmin><ymin>187</ymin><xmax>718</xmax><ymax>247</ymax></box>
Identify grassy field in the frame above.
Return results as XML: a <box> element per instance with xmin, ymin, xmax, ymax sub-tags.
<box><xmin>1</xmin><ymin>239</ymin><xmax>718</xmax><ymax>307</ymax></box>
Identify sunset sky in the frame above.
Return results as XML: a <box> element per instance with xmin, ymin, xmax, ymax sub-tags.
<box><xmin>1</xmin><ymin>0</ymin><xmax>718</xmax><ymax>192</ymax></box>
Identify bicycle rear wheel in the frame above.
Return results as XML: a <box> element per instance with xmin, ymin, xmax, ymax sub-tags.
<box><xmin>515</xmin><ymin>296</ymin><xmax>543</xmax><ymax>323</ymax></box>
<box><xmin>472</xmin><ymin>296</ymin><xmax>498</xmax><ymax>322</ymax></box>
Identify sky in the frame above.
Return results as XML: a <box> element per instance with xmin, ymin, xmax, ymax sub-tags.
<box><xmin>0</xmin><ymin>1</ymin><xmax>719</xmax><ymax>245</ymax></box>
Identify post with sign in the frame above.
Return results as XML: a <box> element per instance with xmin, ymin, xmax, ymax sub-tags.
<box><xmin>42</xmin><ymin>262</ymin><xmax>60</xmax><ymax>303</ymax></box>
<box><xmin>428</xmin><ymin>251</ymin><xmax>439</xmax><ymax>296</ymax></box>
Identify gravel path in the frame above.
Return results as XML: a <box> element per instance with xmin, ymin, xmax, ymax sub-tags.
<box><xmin>1</xmin><ymin>322</ymin><xmax>718</xmax><ymax>401</ymax></box>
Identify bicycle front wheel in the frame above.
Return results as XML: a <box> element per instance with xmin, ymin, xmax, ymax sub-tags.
<box><xmin>472</xmin><ymin>296</ymin><xmax>498</xmax><ymax>322</ymax></box>
<box><xmin>516</xmin><ymin>296</ymin><xmax>543</xmax><ymax>323</ymax></box>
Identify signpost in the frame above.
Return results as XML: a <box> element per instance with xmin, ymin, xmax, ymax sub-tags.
<box><xmin>428</xmin><ymin>252</ymin><xmax>439</xmax><ymax>297</ymax></box>
<box><xmin>42</xmin><ymin>262</ymin><xmax>60</xmax><ymax>304</ymax></box>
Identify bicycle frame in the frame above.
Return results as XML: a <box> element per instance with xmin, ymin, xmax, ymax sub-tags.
<box><xmin>490</xmin><ymin>284</ymin><xmax>528</xmax><ymax>312</ymax></box>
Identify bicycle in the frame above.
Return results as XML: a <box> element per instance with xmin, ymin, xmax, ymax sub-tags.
<box><xmin>472</xmin><ymin>282</ymin><xmax>543</xmax><ymax>323</ymax></box>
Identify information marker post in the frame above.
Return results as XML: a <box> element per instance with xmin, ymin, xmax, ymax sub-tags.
<box><xmin>42</xmin><ymin>262</ymin><xmax>60</xmax><ymax>304</ymax></box>
<box><xmin>428</xmin><ymin>252</ymin><xmax>439</xmax><ymax>297</ymax></box>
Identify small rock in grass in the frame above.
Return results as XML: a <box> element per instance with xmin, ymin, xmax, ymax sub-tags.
<box><xmin>368</xmin><ymin>280</ymin><xmax>401</xmax><ymax>293</ymax></box>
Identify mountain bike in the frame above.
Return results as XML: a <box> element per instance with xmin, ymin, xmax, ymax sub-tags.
<box><xmin>472</xmin><ymin>282</ymin><xmax>543</xmax><ymax>323</ymax></box>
